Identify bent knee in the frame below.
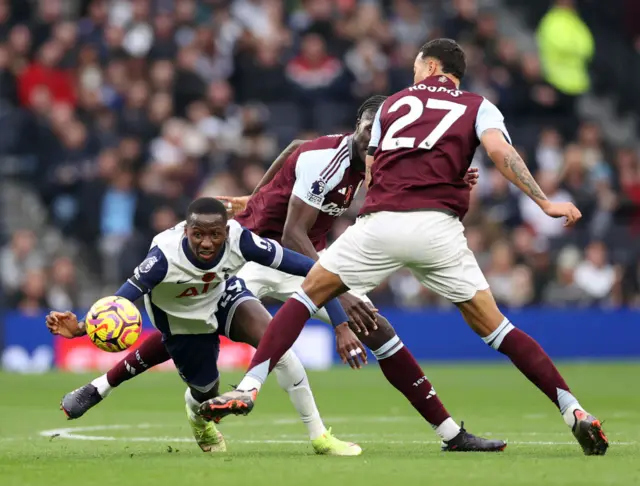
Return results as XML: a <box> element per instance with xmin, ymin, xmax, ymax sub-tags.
<box><xmin>301</xmin><ymin>264</ymin><xmax>349</xmax><ymax>305</ymax></box>
<box><xmin>456</xmin><ymin>289</ymin><xmax>506</xmax><ymax>337</ymax></box>
<box><xmin>359</xmin><ymin>314</ymin><xmax>397</xmax><ymax>350</ymax></box>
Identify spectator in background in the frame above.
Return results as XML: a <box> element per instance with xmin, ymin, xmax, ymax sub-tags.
<box><xmin>543</xmin><ymin>246</ymin><xmax>589</xmax><ymax>307</ymax></box>
<box><xmin>485</xmin><ymin>240</ymin><xmax>534</xmax><ymax>308</ymax></box>
<box><xmin>286</xmin><ymin>32</ymin><xmax>344</xmax><ymax>100</ymax></box>
<box><xmin>0</xmin><ymin>229</ymin><xmax>45</xmax><ymax>297</ymax></box>
<box><xmin>18</xmin><ymin>40</ymin><xmax>76</xmax><ymax>108</ymax></box>
<box><xmin>173</xmin><ymin>46</ymin><xmax>206</xmax><ymax>117</ymax></box>
<box><xmin>389</xmin><ymin>0</ymin><xmax>430</xmax><ymax>47</ymax></box>
<box><xmin>10</xmin><ymin>269</ymin><xmax>48</xmax><ymax>315</ymax></box>
<box><xmin>148</xmin><ymin>9</ymin><xmax>177</xmax><ymax>60</ymax></box>
<box><xmin>574</xmin><ymin>241</ymin><xmax>617</xmax><ymax>305</ymax></box>
<box><xmin>238</xmin><ymin>40</ymin><xmax>288</xmax><ymax>103</ymax></box>
<box><xmin>614</xmin><ymin>148</ymin><xmax>640</xmax><ymax>233</ymax></box>
<box><xmin>47</xmin><ymin>255</ymin><xmax>78</xmax><ymax>311</ymax></box>
<box><xmin>0</xmin><ymin>42</ymin><xmax>18</xmax><ymax>105</ymax></box>
<box><xmin>536</xmin><ymin>0</ymin><xmax>593</xmax><ymax>103</ymax></box>
<box><xmin>344</xmin><ymin>37</ymin><xmax>388</xmax><ymax>101</ymax></box>
<box><xmin>536</xmin><ymin>128</ymin><xmax>564</xmax><ymax>173</ymax></box>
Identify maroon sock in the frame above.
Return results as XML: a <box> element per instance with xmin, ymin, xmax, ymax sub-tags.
<box><xmin>497</xmin><ymin>327</ymin><xmax>570</xmax><ymax>409</ymax></box>
<box><xmin>246</xmin><ymin>298</ymin><xmax>309</xmax><ymax>380</ymax></box>
<box><xmin>106</xmin><ymin>331</ymin><xmax>171</xmax><ymax>387</ymax></box>
<box><xmin>376</xmin><ymin>343</ymin><xmax>451</xmax><ymax>428</ymax></box>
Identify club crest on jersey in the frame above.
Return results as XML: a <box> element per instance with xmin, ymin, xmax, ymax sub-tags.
<box><xmin>307</xmin><ymin>179</ymin><xmax>326</xmax><ymax>205</ymax></box>
<box><xmin>136</xmin><ymin>256</ymin><xmax>158</xmax><ymax>277</ymax></box>
<box><xmin>439</xmin><ymin>75</ymin><xmax>447</xmax><ymax>83</ymax></box>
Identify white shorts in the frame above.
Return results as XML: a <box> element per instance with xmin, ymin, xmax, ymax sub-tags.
<box><xmin>237</xmin><ymin>250</ymin><xmax>372</xmax><ymax>325</ymax></box>
<box><xmin>318</xmin><ymin>211</ymin><xmax>489</xmax><ymax>303</ymax></box>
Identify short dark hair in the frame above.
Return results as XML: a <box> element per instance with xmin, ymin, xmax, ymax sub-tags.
<box><xmin>186</xmin><ymin>197</ymin><xmax>227</xmax><ymax>222</ymax></box>
<box><xmin>418</xmin><ymin>38</ymin><xmax>466</xmax><ymax>80</ymax></box>
<box><xmin>356</xmin><ymin>95</ymin><xmax>387</xmax><ymax>122</ymax></box>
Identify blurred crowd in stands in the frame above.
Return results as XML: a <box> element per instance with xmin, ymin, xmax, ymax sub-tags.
<box><xmin>1</xmin><ymin>0</ymin><xmax>640</xmax><ymax>313</ymax></box>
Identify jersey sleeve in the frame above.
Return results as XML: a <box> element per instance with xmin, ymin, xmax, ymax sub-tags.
<box><xmin>239</xmin><ymin>227</ymin><xmax>317</xmax><ymax>277</ymax></box>
<box><xmin>367</xmin><ymin>104</ymin><xmax>384</xmax><ymax>155</ymax></box>
<box><xmin>475</xmin><ymin>98</ymin><xmax>512</xmax><ymax>144</ymax></box>
<box><xmin>291</xmin><ymin>146</ymin><xmax>348</xmax><ymax>209</ymax></box>
<box><xmin>126</xmin><ymin>246</ymin><xmax>169</xmax><ymax>296</ymax></box>
<box><xmin>238</xmin><ymin>228</ymin><xmax>284</xmax><ymax>268</ymax></box>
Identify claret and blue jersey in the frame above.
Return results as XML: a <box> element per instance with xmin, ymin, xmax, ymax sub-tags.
<box><xmin>112</xmin><ymin>219</ymin><xmax>348</xmax><ymax>338</ymax></box>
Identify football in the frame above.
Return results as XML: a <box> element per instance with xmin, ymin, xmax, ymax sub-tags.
<box><xmin>85</xmin><ymin>296</ymin><xmax>142</xmax><ymax>352</ymax></box>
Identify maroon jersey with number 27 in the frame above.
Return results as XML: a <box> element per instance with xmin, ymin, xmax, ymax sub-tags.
<box><xmin>361</xmin><ymin>75</ymin><xmax>511</xmax><ymax>219</ymax></box>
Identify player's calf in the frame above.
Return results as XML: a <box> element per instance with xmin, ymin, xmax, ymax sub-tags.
<box><xmin>59</xmin><ymin>332</ymin><xmax>171</xmax><ymax>420</ymax></box>
<box><xmin>186</xmin><ymin>387</ymin><xmax>226</xmax><ymax>453</ymax></box>
<box><xmin>361</xmin><ymin>315</ymin><xmax>506</xmax><ymax>450</ymax></box>
<box><xmin>457</xmin><ymin>289</ymin><xmax>609</xmax><ymax>455</ymax></box>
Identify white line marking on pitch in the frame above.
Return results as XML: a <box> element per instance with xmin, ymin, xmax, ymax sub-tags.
<box><xmin>37</xmin><ymin>424</ymin><xmax>637</xmax><ymax>446</ymax></box>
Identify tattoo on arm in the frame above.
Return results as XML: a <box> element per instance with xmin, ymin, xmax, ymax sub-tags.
<box><xmin>503</xmin><ymin>149</ymin><xmax>547</xmax><ymax>201</ymax></box>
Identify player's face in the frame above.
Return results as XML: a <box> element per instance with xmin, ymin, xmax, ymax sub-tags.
<box><xmin>185</xmin><ymin>213</ymin><xmax>228</xmax><ymax>263</ymax></box>
<box><xmin>353</xmin><ymin>113</ymin><xmax>374</xmax><ymax>163</ymax></box>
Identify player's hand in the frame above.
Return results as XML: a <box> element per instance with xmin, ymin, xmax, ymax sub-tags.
<box><xmin>464</xmin><ymin>167</ymin><xmax>479</xmax><ymax>188</ymax></box>
<box><xmin>540</xmin><ymin>200</ymin><xmax>582</xmax><ymax>227</ymax></box>
<box><xmin>338</xmin><ymin>294</ymin><xmax>378</xmax><ymax>335</ymax></box>
<box><xmin>217</xmin><ymin>196</ymin><xmax>250</xmax><ymax>218</ymax></box>
<box><xmin>45</xmin><ymin>311</ymin><xmax>85</xmax><ymax>339</ymax></box>
<box><xmin>335</xmin><ymin>323</ymin><xmax>368</xmax><ymax>369</ymax></box>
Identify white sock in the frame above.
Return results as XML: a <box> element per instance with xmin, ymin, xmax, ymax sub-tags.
<box><xmin>91</xmin><ymin>374</ymin><xmax>113</xmax><ymax>398</ymax></box>
<box><xmin>435</xmin><ymin>417</ymin><xmax>461</xmax><ymax>442</ymax></box>
<box><xmin>558</xmin><ymin>388</ymin><xmax>585</xmax><ymax>427</ymax></box>
<box><xmin>237</xmin><ymin>375</ymin><xmax>264</xmax><ymax>393</ymax></box>
<box><xmin>274</xmin><ymin>350</ymin><xmax>327</xmax><ymax>440</ymax></box>
<box><xmin>184</xmin><ymin>388</ymin><xmax>206</xmax><ymax>425</ymax></box>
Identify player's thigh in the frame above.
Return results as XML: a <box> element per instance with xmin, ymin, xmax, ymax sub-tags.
<box><xmin>163</xmin><ymin>333</ymin><xmax>221</xmax><ymax>394</ymax></box>
<box><xmin>408</xmin><ymin>212</ymin><xmax>489</xmax><ymax>302</ymax></box>
<box><xmin>318</xmin><ymin>214</ymin><xmax>402</xmax><ymax>295</ymax></box>
<box><xmin>226</xmin><ymin>299</ymin><xmax>272</xmax><ymax>348</ymax></box>
<box><xmin>264</xmin><ymin>269</ymin><xmax>307</xmax><ymax>302</ymax></box>
<box><xmin>214</xmin><ymin>277</ymin><xmax>262</xmax><ymax>339</ymax></box>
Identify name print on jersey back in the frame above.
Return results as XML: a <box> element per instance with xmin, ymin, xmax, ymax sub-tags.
<box><xmin>361</xmin><ymin>75</ymin><xmax>509</xmax><ymax>220</ymax></box>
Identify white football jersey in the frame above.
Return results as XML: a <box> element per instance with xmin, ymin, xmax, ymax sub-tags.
<box><xmin>129</xmin><ymin>219</ymin><xmax>283</xmax><ymax>335</ymax></box>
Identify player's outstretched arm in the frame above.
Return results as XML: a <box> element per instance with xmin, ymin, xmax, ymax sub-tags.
<box><xmin>481</xmin><ymin>129</ymin><xmax>582</xmax><ymax>226</ymax></box>
<box><xmin>46</xmin><ymin>311</ymin><xmax>85</xmax><ymax>338</ymax></box>
<box><xmin>46</xmin><ymin>247</ymin><xmax>168</xmax><ymax>339</ymax></box>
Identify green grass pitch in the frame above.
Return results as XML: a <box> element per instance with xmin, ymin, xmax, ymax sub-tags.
<box><xmin>1</xmin><ymin>363</ymin><xmax>639</xmax><ymax>486</ymax></box>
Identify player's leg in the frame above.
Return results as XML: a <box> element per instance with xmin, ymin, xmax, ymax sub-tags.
<box><xmin>410</xmin><ymin>212</ymin><xmax>607</xmax><ymax>455</ymax></box>
<box><xmin>60</xmin><ymin>331</ymin><xmax>171</xmax><ymax>419</ymax></box>
<box><xmin>356</xmin><ymin>315</ymin><xmax>500</xmax><ymax>450</ymax></box>
<box><xmin>235</xmin><ymin>216</ymin><xmax>392</xmax><ymax>392</ymax></box>
<box><xmin>222</xmin><ymin>299</ymin><xmax>361</xmax><ymax>456</ymax></box>
<box><xmin>456</xmin><ymin>290</ymin><xmax>608</xmax><ymax>455</ymax></box>
<box><xmin>163</xmin><ymin>333</ymin><xmax>226</xmax><ymax>453</ymax></box>
<box><xmin>199</xmin><ymin>218</ymin><xmax>389</xmax><ymax>420</ymax></box>
<box><xmin>246</xmin><ymin>263</ymin><xmax>481</xmax><ymax>446</ymax></box>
